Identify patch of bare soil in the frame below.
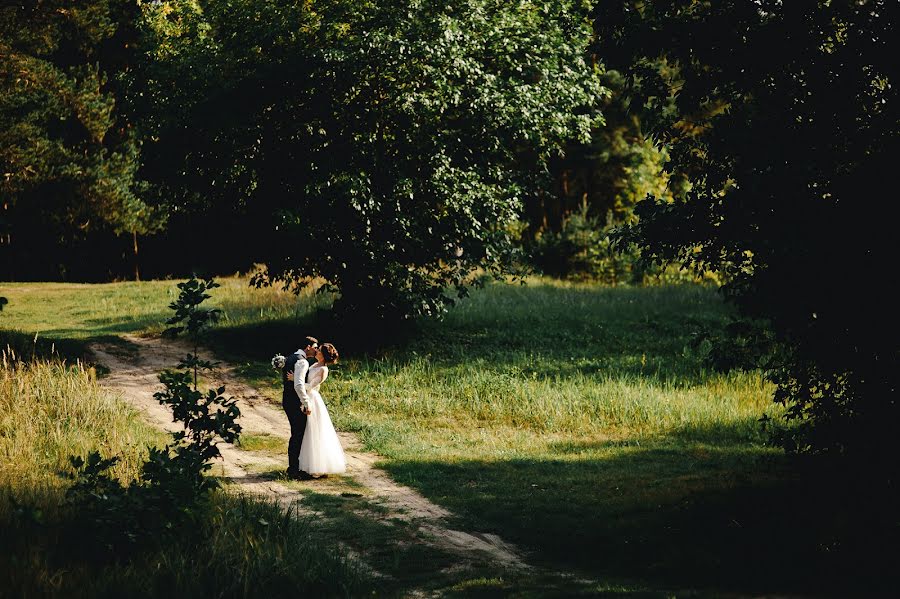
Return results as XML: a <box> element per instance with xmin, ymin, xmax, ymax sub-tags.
<box><xmin>88</xmin><ymin>334</ymin><xmax>530</xmax><ymax>571</ymax></box>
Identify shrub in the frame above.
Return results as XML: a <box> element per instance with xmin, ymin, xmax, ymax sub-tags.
<box><xmin>530</xmin><ymin>207</ymin><xmax>718</xmax><ymax>286</ymax></box>
<box><xmin>531</xmin><ymin>208</ymin><xmax>631</xmax><ymax>284</ymax></box>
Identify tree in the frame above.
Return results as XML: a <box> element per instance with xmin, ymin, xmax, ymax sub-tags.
<box><xmin>527</xmin><ymin>68</ymin><xmax>680</xmax><ymax>237</ymax></box>
<box><xmin>598</xmin><ymin>1</ymin><xmax>900</xmax><ymax>459</ymax></box>
<box><xmin>163</xmin><ymin>276</ymin><xmax>222</xmax><ymax>388</ymax></box>
<box><xmin>131</xmin><ymin>0</ymin><xmax>606</xmax><ymax>320</ymax></box>
<box><xmin>525</xmin><ymin>67</ymin><xmax>687</xmax><ymax>282</ymax></box>
<box><xmin>155</xmin><ymin>276</ymin><xmax>239</xmax><ymax>488</ymax></box>
<box><xmin>0</xmin><ymin>0</ymin><xmax>163</xmax><ymax>280</ymax></box>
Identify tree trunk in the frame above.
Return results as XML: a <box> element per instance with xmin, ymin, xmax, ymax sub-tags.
<box><xmin>132</xmin><ymin>230</ymin><xmax>141</xmax><ymax>281</ymax></box>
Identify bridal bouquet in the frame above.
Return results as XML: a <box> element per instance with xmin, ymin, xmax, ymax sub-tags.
<box><xmin>271</xmin><ymin>354</ymin><xmax>286</xmax><ymax>370</ymax></box>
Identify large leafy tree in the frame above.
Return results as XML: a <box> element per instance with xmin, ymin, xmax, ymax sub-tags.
<box><xmin>134</xmin><ymin>0</ymin><xmax>605</xmax><ymax>319</ymax></box>
<box><xmin>598</xmin><ymin>2</ymin><xmax>899</xmax><ymax>458</ymax></box>
<box><xmin>0</xmin><ymin>1</ymin><xmax>163</xmax><ymax>280</ymax></box>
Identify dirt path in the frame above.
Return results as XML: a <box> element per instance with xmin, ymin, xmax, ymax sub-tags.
<box><xmin>88</xmin><ymin>334</ymin><xmax>530</xmax><ymax>572</ymax></box>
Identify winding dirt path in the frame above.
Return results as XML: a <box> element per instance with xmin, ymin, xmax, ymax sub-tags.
<box><xmin>88</xmin><ymin>334</ymin><xmax>530</xmax><ymax>571</ymax></box>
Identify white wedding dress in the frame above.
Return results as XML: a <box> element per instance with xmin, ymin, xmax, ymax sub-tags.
<box><xmin>297</xmin><ymin>364</ymin><xmax>347</xmax><ymax>475</ymax></box>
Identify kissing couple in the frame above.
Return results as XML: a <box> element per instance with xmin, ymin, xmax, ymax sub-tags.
<box><xmin>273</xmin><ymin>336</ymin><xmax>346</xmax><ymax>480</ymax></box>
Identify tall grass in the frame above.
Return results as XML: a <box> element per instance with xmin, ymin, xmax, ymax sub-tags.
<box><xmin>332</xmin><ymin>359</ymin><xmax>773</xmax><ymax>440</ymax></box>
<box><xmin>0</xmin><ymin>352</ymin><xmax>161</xmax><ymax>511</ymax></box>
<box><xmin>212</xmin><ymin>277</ymin><xmax>332</xmax><ymax>326</ymax></box>
<box><xmin>315</xmin><ymin>281</ymin><xmax>780</xmax><ymax>457</ymax></box>
<box><xmin>0</xmin><ymin>352</ymin><xmax>371</xmax><ymax>597</ymax></box>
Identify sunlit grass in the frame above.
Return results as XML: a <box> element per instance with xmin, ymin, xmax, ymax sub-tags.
<box><xmin>312</xmin><ymin>280</ymin><xmax>779</xmax><ymax>460</ymax></box>
<box><xmin>235</xmin><ymin>432</ymin><xmax>286</xmax><ymax>454</ymax></box>
<box><xmin>331</xmin><ymin>361</ymin><xmax>773</xmax><ymax>442</ymax></box>
<box><xmin>0</xmin><ymin>280</ymin><xmax>177</xmax><ymax>341</ymax></box>
<box><xmin>0</xmin><ymin>356</ymin><xmax>165</xmax><ymax>513</ymax></box>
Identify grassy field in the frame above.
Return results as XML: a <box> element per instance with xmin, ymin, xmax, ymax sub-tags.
<box><xmin>2</xmin><ymin>277</ymin><xmax>891</xmax><ymax>595</ymax></box>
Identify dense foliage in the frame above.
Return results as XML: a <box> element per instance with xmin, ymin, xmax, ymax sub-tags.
<box><xmin>0</xmin><ymin>0</ymin><xmax>162</xmax><ymax>280</ymax></box>
<box><xmin>528</xmin><ymin>69</ymin><xmax>681</xmax><ymax>233</ymax></box>
<box><xmin>526</xmin><ymin>67</ymin><xmax>680</xmax><ymax>281</ymax></box>
<box><xmin>599</xmin><ymin>1</ymin><xmax>899</xmax><ymax>458</ymax></box>
<box><xmin>131</xmin><ymin>0</ymin><xmax>605</xmax><ymax>319</ymax></box>
<box><xmin>265</xmin><ymin>0</ymin><xmax>604</xmax><ymax>318</ymax></box>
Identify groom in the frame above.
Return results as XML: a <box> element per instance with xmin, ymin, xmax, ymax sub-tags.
<box><xmin>283</xmin><ymin>336</ymin><xmax>318</xmax><ymax>480</ymax></box>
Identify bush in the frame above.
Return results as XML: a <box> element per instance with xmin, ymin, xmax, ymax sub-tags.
<box><xmin>4</xmin><ymin>476</ymin><xmax>371</xmax><ymax>597</ymax></box>
<box><xmin>531</xmin><ymin>208</ymin><xmax>631</xmax><ymax>283</ymax></box>
<box><xmin>530</xmin><ymin>207</ymin><xmax>718</xmax><ymax>286</ymax></box>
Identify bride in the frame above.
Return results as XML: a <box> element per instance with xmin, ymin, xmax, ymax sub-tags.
<box><xmin>297</xmin><ymin>342</ymin><xmax>346</xmax><ymax>477</ymax></box>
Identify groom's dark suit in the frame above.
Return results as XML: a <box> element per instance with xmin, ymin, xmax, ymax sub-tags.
<box><xmin>282</xmin><ymin>351</ymin><xmax>314</xmax><ymax>473</ymax></box>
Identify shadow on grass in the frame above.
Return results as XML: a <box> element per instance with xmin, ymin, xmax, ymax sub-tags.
<box><xmin>298</xmin><ymin>491</ymin><xmax>631</xmax><ymax>597</ymax></box>
<box><xmin>545</xmin><ymin>416</ymin><xmax>770</xmax><ymax>452</ymax></box>
<box><xmin>208</xmin><ymin>316</ymin><xmax>321</xmax><ymax>361</ymax></box>
<box><xmin>1</xmin><ymin>485</ymin><xmax>373</xmax><ymax>598</ymax></box>
<box><xmin>301</xmin><ymin>491</ymin><xmax>460</xmax><ymax>585</ymax></box>
<box><xmin>1</xmin><ymin>310</ymin><xmax>169</xmax><ymax>364</ymax></box>
<box><xmin>22</xmin><ymin>309</ymin><xmax>172</xmax><ymax>343</ymax></box>
<box><xmin>0</xmin><ymin>330</ymin><xmax>87</xmax><ymax>362</ymax></box>
<box><xmin>78</xmin><ymin>314</ymin><xmax>171</xmax><ymax>334</ymax></box>
<box><xmin>381</xmin><ymin>447</ymin><xmax>898</xmax><ymax>597</ymax></box>
<box><xmin>666</xmin><ymin>418</ymin><xmax>772</xmax><ymax>446</ymax></box>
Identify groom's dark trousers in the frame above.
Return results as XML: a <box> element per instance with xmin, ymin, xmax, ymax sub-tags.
<box><xmin>282</xmin><ymin>352</ymin><xmax>310</xmax><ymax>473</ymax></box>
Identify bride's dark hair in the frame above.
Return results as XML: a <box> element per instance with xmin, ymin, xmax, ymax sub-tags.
<box><xmin>320</xmin><ymin>343</ymin><xmax>339</xmax><ymax>365</ymax></box>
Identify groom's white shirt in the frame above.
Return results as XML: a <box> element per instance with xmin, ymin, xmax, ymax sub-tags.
<box><xmin>292</xmin><ymin>350</ymin><xmax>311</xmax><ymax>412</ymax></box>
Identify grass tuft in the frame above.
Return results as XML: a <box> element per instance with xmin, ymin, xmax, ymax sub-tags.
<box><xmin>0</xmin><ymin>356</ymin><xmax>163</xmax><ymax>509</ymax></box>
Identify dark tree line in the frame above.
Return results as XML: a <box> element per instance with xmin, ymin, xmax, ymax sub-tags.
<box><xmin>597</xmin><ymin>0</ymin><xmax>899</xmax><ymax>460</ymax></box>
<box><xmin>131</xmin><ymin>0</ymin><xmax>603</xmax><ymax>319</ymax></box>
<box><xmin>1</xmin><ymin>1</ymin><xmax>660</xmax><ymax>288</ymax></box>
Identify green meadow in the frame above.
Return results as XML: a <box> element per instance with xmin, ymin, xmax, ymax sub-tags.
<box><xmin>1</xmin><ymin>277</ymin><xmax>885</xmax><ymax>595</ymax></box>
